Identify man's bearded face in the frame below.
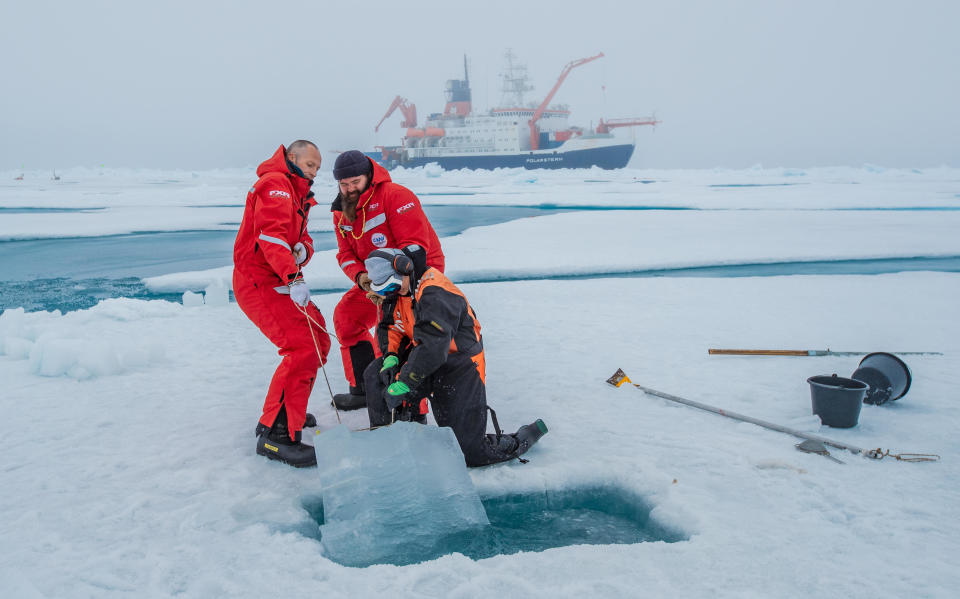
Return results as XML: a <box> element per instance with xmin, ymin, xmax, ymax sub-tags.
<box><xmin>338</xmin><ymin>174</ymin><xmax>369</xmax><ymax>205</ymax></box>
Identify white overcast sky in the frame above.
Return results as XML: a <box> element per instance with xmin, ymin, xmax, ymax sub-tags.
<box><xmin>1</xmin><ymin>0</ymin><xmax>957</xmax><ymax>170</ymax></box>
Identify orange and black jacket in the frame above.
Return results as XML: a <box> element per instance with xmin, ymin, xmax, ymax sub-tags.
<box><xmin>378</xmin><ymin>267</ymin><xmax>485</xmax><ymax>390</ymax></box>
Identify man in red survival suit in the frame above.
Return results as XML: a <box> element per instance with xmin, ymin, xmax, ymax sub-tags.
<box><xmin>329</xmin><ymin>150</ymin><xmax>444</xmax><ymax>410</ymax></box>
<box><xmin>361</xmin><ymin>249</ymin><xmax>548</xmax><ymax>467</ymax></box>
<box><xmin>233</xmin><ymin>141</ymin><xmax>331</xmax><ymax>468</ymax></box>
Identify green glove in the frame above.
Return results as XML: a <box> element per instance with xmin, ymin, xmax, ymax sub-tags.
<box><xmin>384</xmin><ymin>381</ymin><xmax>414</xmax><ymax>411</ymax></box>
<box><xmin>379</xmin><ymin>354</ymin><xmax>399</xmax><ymax>386</ymax></box>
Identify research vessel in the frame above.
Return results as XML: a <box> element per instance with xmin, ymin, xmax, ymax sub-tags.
<box><xmin>368</xmin><ymin>51</ymin><xmax>658</xmax><ymax>170</ymax></box>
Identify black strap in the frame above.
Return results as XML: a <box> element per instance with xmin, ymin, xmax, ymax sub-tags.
<box><xmin>487</xmin><ymin>406</ymin><xmax>529</xmax><ymax>464</ymax></box>
<box><xmin>487</xmin><ymin>406</ymin><xmax>503</xmax><ymax>440</ymax></box>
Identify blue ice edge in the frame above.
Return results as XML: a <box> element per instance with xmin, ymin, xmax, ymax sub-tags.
<box><xmin>299</xmin><ymin>484</ymin><xmax>689</xmax><ymax>567</ymax></box>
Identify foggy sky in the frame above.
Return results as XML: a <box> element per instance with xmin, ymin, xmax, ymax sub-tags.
<box><xmin>1</xmin><ymin>0</ymin><xmax>958</xmax><ymax>170</ymax></box>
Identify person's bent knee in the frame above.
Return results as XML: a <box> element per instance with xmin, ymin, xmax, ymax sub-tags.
<box><xmin>287</xmin><ymin>346</ymin><xmax>321</xmax><ymax>372</ymax></box>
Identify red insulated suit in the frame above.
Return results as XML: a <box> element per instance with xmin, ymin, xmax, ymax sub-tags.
<box><xmin>331</xmin><ymin>157</ymin><xmax>444</xmax><ymax>389</ymax></box>
<box><xmin>233</xmin><ymin>146</ymin><xmax>331</xmax><ymax>438</ymax></box>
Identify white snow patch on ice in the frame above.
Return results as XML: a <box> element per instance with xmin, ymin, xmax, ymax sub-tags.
<box><xmin>0</xmin><ymin>299</ymin><xmax>175</xmax><ymax>378</ymax></box>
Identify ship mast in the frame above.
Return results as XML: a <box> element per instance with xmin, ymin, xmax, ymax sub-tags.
<box><xmin>499</xmin><ymin>49</ymin><xmax>534</xmax><ymax>107</ymax></box>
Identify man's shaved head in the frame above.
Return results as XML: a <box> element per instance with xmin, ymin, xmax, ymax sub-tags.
<box><xmin>286</xmin><ymin>140</ymin><xmax>322</xmax><ymax>179</ymax></box>
<box><xmin>287</xmin><ymin>139</ymin><xmax>318</xmax><ymax>157</ymax></box>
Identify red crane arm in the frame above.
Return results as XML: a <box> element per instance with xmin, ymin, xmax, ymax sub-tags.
<box><xmin>375</xmin><ymin>96</ymin><xmax>418</xmax><ymax>132</ymax></box>
<box><xmin>595</xmin><ymin>117</ymin><xmax>660</xmax><ymax>134</ymax></box>
<box><xmin>529</xmin><ymin>53</ymin><xmax>604</xmax><ymax>150</ymax></box>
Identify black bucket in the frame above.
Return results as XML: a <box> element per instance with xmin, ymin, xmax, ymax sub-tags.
<box><xmin>851</xmin><ymin>352</ymin><xmax>912</xmax><ymax>406</ymax></box>
<box><xmin>807</xmin><ymin>374</ymin><xmax>868</xmax><ymax>428</ymax></box>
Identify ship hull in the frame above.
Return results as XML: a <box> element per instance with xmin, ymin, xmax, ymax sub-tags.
<box><xmin>396</xmin><ymin>142</ymin><xmax>635</xmax><ymax>171</ymax></box>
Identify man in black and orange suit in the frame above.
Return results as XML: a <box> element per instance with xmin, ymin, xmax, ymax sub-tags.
<box><xmin>361</xmin><ymin>248</ymin><xmax>548</xmax><ymax>467</ymax></box>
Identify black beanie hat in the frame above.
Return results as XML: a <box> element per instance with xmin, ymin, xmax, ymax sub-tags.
<box><xmin>333</xmin><ymin>150</ymin><xmax>372</xmax><ymax>180</ymax></box>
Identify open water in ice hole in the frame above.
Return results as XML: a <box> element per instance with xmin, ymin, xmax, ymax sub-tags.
<box><xmin>300</xmin><ymin>485</ymin><xmax>687</xmax><ymax>567</ymax></box>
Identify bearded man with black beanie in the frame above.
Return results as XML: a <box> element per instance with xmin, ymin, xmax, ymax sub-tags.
<box><xmin>329</xmin><ymin>150</ymin><xmax>445</xmax><ymax>410</ymax></box>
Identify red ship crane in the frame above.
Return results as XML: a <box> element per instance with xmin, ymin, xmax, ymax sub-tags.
<box><xmin>375</xmin><ymin>95</ymin><xmax>418</xmax><ymax>132</ymax></box>
<box><xmin>595</xmin><ymin>116</ymin><xmax>660</xmax><ymax>134</ymax></box>
<box><xmin>529</xmin><ymin>53</ymin><xmax>604</xmax><ymax>151</ymax></box>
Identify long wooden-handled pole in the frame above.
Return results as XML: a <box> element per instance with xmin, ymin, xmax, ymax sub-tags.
<box><xmin>708</xmin><ymin>348</ymin><xmax>942</xmax><ymax>357</ymax></box>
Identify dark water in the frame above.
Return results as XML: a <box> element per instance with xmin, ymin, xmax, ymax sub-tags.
<box><xmin>0</xmin><ymin>277</ymin><xmax>184</xmax><ymax>313</ymax></box>
<box><xmin>301</xmin><ymin>486</ymin><xmax>686</xmax><ymax>567</ymax></box>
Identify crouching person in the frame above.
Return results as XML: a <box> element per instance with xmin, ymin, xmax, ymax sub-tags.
<box><xmin>361</xmin><ymin>248</ymin><xmax>547</xmax><ymax>467</ymax></box>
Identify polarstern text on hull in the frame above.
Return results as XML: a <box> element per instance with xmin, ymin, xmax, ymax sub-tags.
<box><xmin>369</xmin><ymin>51</ymin><xmax>659</xmax><ymax>171</ymax></box>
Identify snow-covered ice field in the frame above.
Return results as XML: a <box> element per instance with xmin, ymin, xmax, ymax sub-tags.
<box><xmin>2</xmin><ymin>165</ymin><xmax>959</xmax><ymax>597</ymax></box>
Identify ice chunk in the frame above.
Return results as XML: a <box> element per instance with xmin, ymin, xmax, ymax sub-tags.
<box><xmin>182</xmin><ymin>291</ymin><xmax>203</xmax><ymax>307</ymax></box>
<box><xmin>314</xmin><ymin>422</ymin><xmax>489</xmax><ymax>567</ymax></box>
<box><xmin>203</xmin><ymin>281</ymin><xmax>228</xmax><ymax>306</ymax></box>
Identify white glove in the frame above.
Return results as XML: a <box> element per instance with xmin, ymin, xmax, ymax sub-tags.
<box><xmin>292</xmin><ymin>242</ymin><xmax>308</xmax><ymax>265</ymax></box>
<box><xmin>289</xmin><ymin>280</ymin><xmax>310</xmax><ymax>307</ymax></box>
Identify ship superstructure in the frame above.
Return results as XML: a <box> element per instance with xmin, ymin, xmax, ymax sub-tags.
<box><xmin>371</xmin><ymin>51</ymin><xmax>658</xmax><ymax>170</ymax></box>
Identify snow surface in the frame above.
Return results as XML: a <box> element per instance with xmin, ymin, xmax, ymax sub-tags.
<box><xmin>2</xmin><ymin>166</ymin><xmax>959</xmax><ymax>597</ymax></box>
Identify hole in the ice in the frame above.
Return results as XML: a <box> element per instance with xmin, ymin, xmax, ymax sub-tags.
<box><xmin>301</xmin><ymin>485</ymin><xmax>688</xmax><ymax>567</ymax></box>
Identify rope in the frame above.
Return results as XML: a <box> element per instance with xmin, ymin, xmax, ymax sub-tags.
<box><xmin>296</xmin><ymin>304</ymin><xmax>342</xmax><ymax>344</ymax></box>
<box><xmin>295</xmin><ymin>302</ymin><xmax>340</xmax><ymax>425</ymax></box>
<box><xmin>864</xmin><ymin>448</ymin><xmax>940</xmax><ymax>462</ymax></box>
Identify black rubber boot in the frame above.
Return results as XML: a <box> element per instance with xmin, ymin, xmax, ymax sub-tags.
<box><xmin>255</xmin><ymin>410</ymin><xmax>316</xmax><ymax>468</ymax></box>
<box><xmin>333</xmin><ymin>342</ymin><xmax>375</xmax><ymax>410</ymax></box>
<box><xmin>332</xmin><ymin>385</ymin><xmax>367</xmax><ymax>411</ymax></box>
<box><xmin>488</xmin><ymin>433</ymin><xmax>519</xmax><ymax>454</ymax></box>
<box><xmin>514</xmin><ymin>419</ymin><xmax>548</xmax><ymax>457</ymax></box>
<box><xmin>255</xmin><ymin>412</ymin><xmax>315</xmax><ymax>435</ymax></box>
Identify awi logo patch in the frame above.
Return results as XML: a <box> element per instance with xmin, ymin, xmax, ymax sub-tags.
<box><xmin>371</xmin><ymin>232</ymin><xmax>387</xmax><ymax>247</ymax></box>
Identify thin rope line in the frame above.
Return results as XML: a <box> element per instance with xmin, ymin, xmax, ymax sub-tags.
<box><xmin>296</xmin><ymin>302</ymin><xmax>340</xmax><ymax>425</ymax></box>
